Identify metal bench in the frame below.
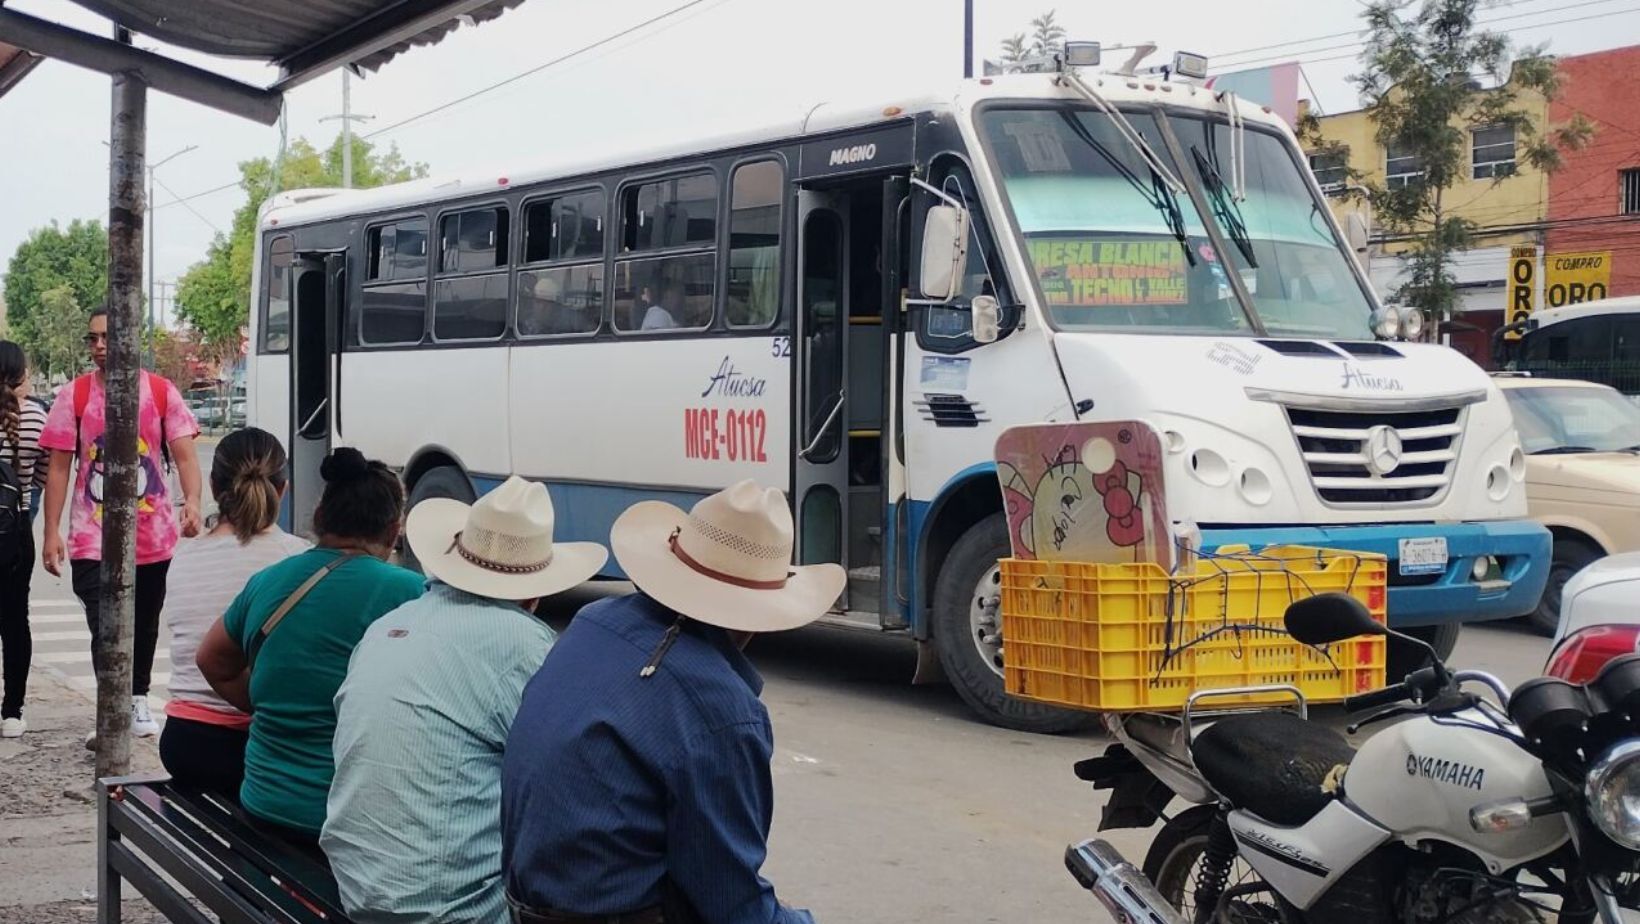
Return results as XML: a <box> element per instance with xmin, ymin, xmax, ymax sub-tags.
<box><xmin>97</xmin><ymin>774</ymin><xmax>353</xmax><ymax>923</ymax></box>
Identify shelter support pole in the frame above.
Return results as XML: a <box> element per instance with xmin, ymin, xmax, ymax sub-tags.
<box><xmin>95</xmin><ymin>29</ymin><xmax>145</xmax><ymax>779</ymax></box>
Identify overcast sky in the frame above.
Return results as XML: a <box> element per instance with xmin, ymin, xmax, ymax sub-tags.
<box><xmin>0</xmin><ymin>0</ymin><xmax>1631</xmax><ymax>321</ymax></box>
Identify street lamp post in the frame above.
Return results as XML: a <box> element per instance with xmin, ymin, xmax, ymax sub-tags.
<box><xmin>146</xmin><ymin>144</ymin><xmax>196</xmax><ymax>363</ymax></box>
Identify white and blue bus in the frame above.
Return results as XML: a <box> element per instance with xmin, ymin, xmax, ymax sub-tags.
<box><xmin>249</xmin><ymin>50</ymin><xmax>1548</xmax><ymax>730</ymax></box>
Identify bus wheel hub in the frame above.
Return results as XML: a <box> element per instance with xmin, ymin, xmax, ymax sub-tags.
<box><xmin>970</xmin><ymin>564</ymin><xmax>1005</xmax><ymax>677</ymax></box>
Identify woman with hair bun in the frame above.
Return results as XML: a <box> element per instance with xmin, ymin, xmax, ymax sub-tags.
<box><xmin>197</xmin><ymin>447</ymin><xmax>424</xmax><ymax>849</ymax></box>
<box><xmin>160</xmin><ymin>427</ymin><xmax>309</xmax><ymax>793</ymax></box>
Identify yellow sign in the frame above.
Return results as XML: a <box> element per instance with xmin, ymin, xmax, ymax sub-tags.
<box><xmin>1504</xmin><ymin>245</ymin><xmax>1535</xmax><ymax>341</ymax></box>
<box><xmin>1546</xmin><ymin>251</ymin><xmax>1612</xmax><ymax>308</ymax></box>
<box><xmin>1029</xmin><ymin>239</ymin><xmax>1189</xmax><ymax>307</ymax></box>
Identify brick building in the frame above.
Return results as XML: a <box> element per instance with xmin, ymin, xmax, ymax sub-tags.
<box><xmin>1546</xmin><ymin>45</ymin><xmax>1640</xmax><ymax>303</ymax></box>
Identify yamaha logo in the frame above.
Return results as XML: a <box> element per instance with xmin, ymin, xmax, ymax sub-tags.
<box><xmin>828</xmin><ymin>143</ymin><xmax>878</xmax><ymax>167</ymax></box>
<box><xmin>1364</xmin><ymin>425</ymin><xmax>1404</xmax><ymax>476</ymax></box>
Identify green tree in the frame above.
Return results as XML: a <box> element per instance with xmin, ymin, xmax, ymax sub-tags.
<box><xmin>994</xmin><ymin>10</ymin><xmax>1065</xmax><ymax>73</ymax></box>
<box><xmin>32</xmin><ymin>285</ymin><xmax>91</xmax><ymax>381</ymax></box>
<box><xmin>3</xmin><ymin>220</ymin><xmax>107</xmax><ymax>373</ymax></box>
<box><xmin>175</xmin><ymin>133</ymin><xmax>427</xmax><ymax>359</ymax></box>
<box><xmin>1353</xmin><ymin>0</ymin><xmax>1591</xmax><ymax>333</ymax></box>
<box><xmin>1028</xmin><ymin>10</ymin><xmax>1066</xmax><ymax>58</ymax></box>
<box><xmin>999</xmin><ymin>33</ymin><xmax>1028</xmax><ymax>70</ymax></box>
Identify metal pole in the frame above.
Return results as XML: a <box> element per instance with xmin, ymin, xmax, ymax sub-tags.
<box><xmin>97</xmin><ymin>26</ymin><xmax>144</xmax><ymax>779</ymax></box>
<box><xmin>342</xmin><ymin>70</ymin><xmax>353</xmax><ymax>188</ymax></box>
<box><xmin>145</xmin><ymin>165</ymin><xmax>154</xmax><ymax>366</ymax></box>
<box><xmin>963</xmin><ymin>0</ymin><xmax>974</xmax><ymax>78</ymax></box>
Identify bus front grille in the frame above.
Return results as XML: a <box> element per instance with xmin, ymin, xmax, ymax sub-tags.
<box><xmin>1284</xmin><ymin>405</ymin><xmax>1466</xmax><ymax>506</ymax></box>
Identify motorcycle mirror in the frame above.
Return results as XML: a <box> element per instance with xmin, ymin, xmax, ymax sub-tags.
<box><xmin>1284</xmin><ymin>593</ymin><xmax>1384</xmax><ymax>647</ymax></box>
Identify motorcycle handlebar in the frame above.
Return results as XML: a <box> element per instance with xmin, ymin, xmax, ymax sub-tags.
<box><xmin>1345</xmin><ymin>681</ymin><xmax>1416</xmax><ymax>713</ymax></box>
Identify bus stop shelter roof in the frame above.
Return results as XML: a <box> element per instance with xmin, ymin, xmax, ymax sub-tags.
<box><xmin>0</xmin><ymin>0</ymin><xmax>524</xmax><ymax>119</ymax></box>
<box><xmin>0</xmin><ymin>41</ymin><xmax>44</xmax><ymax>98</ymax></box>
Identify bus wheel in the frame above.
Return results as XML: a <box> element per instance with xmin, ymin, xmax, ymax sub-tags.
<box><xmin>933</xmin><ymin>513</ymin><xmax>1095</xmax><ymax>734</ymax></box>
<box><xmin>401</xmin><ymin>465</ymin><xmax>475</xmax><ymax>573</ymax></box>
<box><xmin>1388</xmin><ymin>622</ymin><xmax>1462</xmax><ymax>678</ymax></box>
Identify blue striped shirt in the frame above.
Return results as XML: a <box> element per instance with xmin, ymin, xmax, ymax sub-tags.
<box><xmin>501</xmin><ymin>593</ymin><xmax>814</xmax><ymax>924</ymax></box>
<box><xmin>323</xmin><ymin>582</ymin><xmax>554</xmax><ymax>924</ymax></box>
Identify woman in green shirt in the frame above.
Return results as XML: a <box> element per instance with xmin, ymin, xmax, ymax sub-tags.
<box><xmin>198</xmin><ymin>448</ymin><xmax>425</xmax><ymax>848</ymax></box>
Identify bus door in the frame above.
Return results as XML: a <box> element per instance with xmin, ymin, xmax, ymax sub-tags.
<box><xmin>794</xmin><ymin>190</ymin><xmax>851</xmax><ymax>603</ymax></box>
<box><xmin>288</xmin><ymin>251</ymin><xmax>345</xmax><ymax>537</ymax></box>
<box><xmin>794</xmin><ymin>176</ymin><xmax>905</xmax><ymax>619</ymax></box>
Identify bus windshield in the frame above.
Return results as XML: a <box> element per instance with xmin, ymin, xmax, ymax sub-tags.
<box><xmin>979</xmin><ymin>106</ymin><xmax>1375</xmax><ymax>339</ymax></box>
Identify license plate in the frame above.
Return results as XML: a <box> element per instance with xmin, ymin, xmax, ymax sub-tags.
<box><xmin>1398</xmin><ymin>537</ymin><xmax>1449</xmax><ymax>576</ymax></box>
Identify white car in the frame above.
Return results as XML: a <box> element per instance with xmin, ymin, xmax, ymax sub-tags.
<box><xmin>1547</xmin><ymin>551</ymin><xmax>1640</xmax><ymax>682</ymax></box>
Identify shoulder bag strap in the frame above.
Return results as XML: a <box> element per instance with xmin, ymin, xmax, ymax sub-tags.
<box><xmin>246</xmin><ymin>551</ymin><xmax>364</xmax><ymax>669</ymax></box>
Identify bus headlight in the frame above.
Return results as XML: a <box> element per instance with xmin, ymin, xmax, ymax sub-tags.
<box><xmin>1398</xmin><ymin>308</ymin><xmax>1425</xmax><ymax>341</ymax></box>
<box><xmin>1586</xmin><ymin>740</ymin><xmax>1640</xmax><ymax>849</ymax></box>
<box><xmin>1371</xmin><ymin>306</ymin><xmax>1401</xmax><ymax>340</ymax></box>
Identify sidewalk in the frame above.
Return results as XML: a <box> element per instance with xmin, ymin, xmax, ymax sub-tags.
<box><xmin>0</xmin><ymin>667</ymin><xmax>167</xmax><ymax>924</ymax></box>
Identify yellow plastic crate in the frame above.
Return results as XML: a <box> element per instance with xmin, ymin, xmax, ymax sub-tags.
<box><xmin>1001</xmin><ymin>546</ymin><xmax>1388</xmax><ymax>712</ymax></box>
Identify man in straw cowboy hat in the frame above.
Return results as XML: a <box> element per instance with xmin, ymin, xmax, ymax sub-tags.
<box><xmin>322</xmin><ymin>476</ymin><xmax>606</xmax><ymax>924</ymax></box>
<box><xmin>501</xmin><ymin>480</ymin><xmax>843</xmax><ymax>924</ymax></box>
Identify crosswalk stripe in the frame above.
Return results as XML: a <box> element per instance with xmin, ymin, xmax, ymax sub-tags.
<box><xmin>36</xmin><ymin>648</ymin><xmax>173</xmax><ymax>667</ymax></box>
<box><xmin>31</xmin><ymin>630</ymin><xmax>91</xmax><ymax>643</ymax></box>
<box><xmin>30</xmin><ymin>611</ymin><xmax>88</xmax><ymax>626</ymax></box>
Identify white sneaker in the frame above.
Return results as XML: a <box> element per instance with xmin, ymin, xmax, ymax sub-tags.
<box><xmin>131</xmin><ymin>696</ymin><xmax>159</xmax><ymax>738</ymax></box>
<box><xmin>0</xmin><ymin>716</ymin><xmax>23</xmax><ymax>738</ymax></box>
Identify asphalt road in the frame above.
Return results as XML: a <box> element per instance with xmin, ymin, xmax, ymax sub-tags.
<box><xmin>536</xmin><ymin>582</ymin><xmax>1560</xmax><ymax>924</ymax></box>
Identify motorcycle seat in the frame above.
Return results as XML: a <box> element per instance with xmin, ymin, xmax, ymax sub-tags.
<box><xmin>1190</xmin><ymin>712</ymin><xmax>1355</xmax><ymax>827</ymax></box>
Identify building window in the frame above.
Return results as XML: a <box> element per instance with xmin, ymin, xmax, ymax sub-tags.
<box><xmin>1472</xmin><ymin>125</ymin><xmax>1517</xmax><ymax>179</ymax></box>
<box><xmin>1385</xmin><ymin>143</ymin><xmax>1424</xmax><ymax>190</ymax></box>
<box><xmin>1624</xmin><ymin>168</ymin><xmax>1640</xmax><ymax>215</ymax></box>
<box><xmin>518</xmin><ymin>190</ymin><xmax>607</xmax><ymax>338</ymax></box>
<box><xmin>433</xmin><ymin>206</ymin><xmax>509</xmax><ymax>341</ymax></box>
<box><xmin>614</xmin><ymin>171</ymin><xmax>718</xmax><ymax>333</ymax></box>
<box><xmin>1307</xmin><ymin>150</ymin><xmax>1349</xmax><ymax>195</ymax></box>
<box><xmin>726</xmin><ymin>160</ymin><xmax>784</xmax><ymax>327</ymax></box>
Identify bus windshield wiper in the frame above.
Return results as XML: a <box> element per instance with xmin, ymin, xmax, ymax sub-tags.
<box><xmin>1058</xmin><ymin>113</ymin><xmax>1196</xmax><ymax>267</ymax></box>
<box><xmin>1529</xmin><ymin>445</ymin><xmax>1598</xmax><ymax>455</ymax></box>
<box><xmin>1193</xmin><ymin>146</ymin><xmax>1258</xmax><ymax>269</ymax></box>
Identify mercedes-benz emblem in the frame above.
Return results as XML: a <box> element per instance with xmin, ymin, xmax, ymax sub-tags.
<box><xmin>1364</xmin><ymin>425</ymin><xmax>1404</xmax><ymax>476</ymax></box>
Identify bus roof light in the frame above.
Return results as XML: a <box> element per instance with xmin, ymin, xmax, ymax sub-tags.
<box><xmin>1061</xmin><ymin>42</ymin><xmax>1101</xmax><ymax>68</ymax></box>
<box><xmin>1173</xmin><ymin>52</ymin><xmax>1209</xmax><ymax>80</ymax></box>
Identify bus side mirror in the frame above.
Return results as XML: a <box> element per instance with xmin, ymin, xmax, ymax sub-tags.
<box><xmin>920</xmin><ymin>205</ymin><xmax>970</xmax><ymax>301</ymax></box>
<box><xmin>972</xmin><ymin>295</ymin><xmax>1001</xmax><ymax>344</ymax></box>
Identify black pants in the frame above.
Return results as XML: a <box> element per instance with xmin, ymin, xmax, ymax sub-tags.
<box><xmin>0</xmin><ymin>529</ymin><xmax>36</xmax><ymax>718</ymax></box>
<box><xmin>159</xmin><ymin>715</ymin><xmax>248</xmax><ymax>796</ymax></box>
<box><xmin>71</xmin><ymin>557</ymin><xmax>170</xmax><ymax>697</ymax></box>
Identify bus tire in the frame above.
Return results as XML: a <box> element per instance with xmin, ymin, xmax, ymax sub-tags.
<box><xmin>1388</xmin><ymin>622</ymin><xmax>1461</xmax><ymax>678</ymax></box>
<box><xmin>401</xmin><ymin>465</ymin><xmax>475</xmax><ymax>573</ymax></box>
<box><xmin>1528</xmin><ymin>538</ymin><xmax>1599</xmax><ymax>636</ymax></box>
<box><xmin>932</xmin><ymin>512</ymin><xmax>1095</xmax><ymax>734</ymax></box>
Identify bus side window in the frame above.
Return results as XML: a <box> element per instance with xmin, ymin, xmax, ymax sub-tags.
<box><xmin>726</xmin><ymin>160</ymin><xmax>784</xmax><ymax>328</ymax></box>
<box><xmin>262</xmin><ymin>235</ymin><xmax>293</xmax><ymax>353</ymax></box>
<box><xmin>614</xmin><ymin>171</ymin><xmax>718</xmax><ymax>333</ymax></box>
<box><xmin>518</xmin><ymin>189</ymin><xmax>607</xmax><ymax>338</ymax></box>
<box><xmin>362</xmin><ymin>217</ymin><xmax>430</xmax><ymax>346</ymax></box>
<box><xmin>433</xmin><ymin>206</ymin><xmax>509</xmax><ymax>342</ymax></box>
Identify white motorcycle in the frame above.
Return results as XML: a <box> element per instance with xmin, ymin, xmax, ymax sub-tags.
<box><xmin>1066</xmin><ymin>593</ymin><xmax>1640</xmax><ymax>924</ymax></box>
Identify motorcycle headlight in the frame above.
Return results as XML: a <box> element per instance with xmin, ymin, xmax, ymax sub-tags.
<box><xmin>1586</xmin><ymin>740</ymin><xmax>1640</xmax><ymax>848</ymax></box>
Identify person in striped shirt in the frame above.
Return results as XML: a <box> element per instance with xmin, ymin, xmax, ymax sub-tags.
<box><xmin>0</xmin><ymin>341</ymin><xmax>47</xmax><ymax>738</ymax></box>
<box><xmin>161</xmin><ymin>427</ymin><xmax>310</xmax><ymax>793</ymax></box>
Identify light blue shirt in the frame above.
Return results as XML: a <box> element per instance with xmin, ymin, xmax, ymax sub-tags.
<box><xmin>323</xmin><ymin>582</ymin><xmax>554</xmax><ymax>924</ymax></box>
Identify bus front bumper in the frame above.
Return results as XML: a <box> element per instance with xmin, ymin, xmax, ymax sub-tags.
<box><xmin>1199</xmin><ymin>520</ymin><xmax>1551</xmax><ymax>628</ymax></box>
